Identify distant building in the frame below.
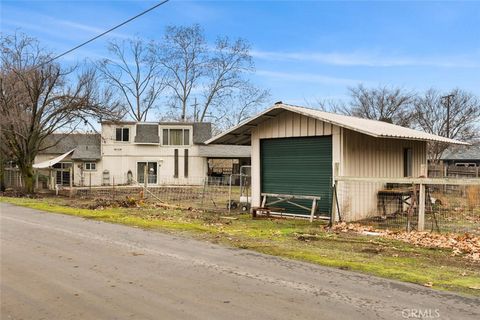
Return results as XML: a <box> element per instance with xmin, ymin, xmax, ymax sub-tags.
<box><xmin>440</xmin><ymin>144</ymin><xmax>480</xmax><ymax>167</ymax></box>
<box><xmin>33</xmin><ymin>121</ymin><xmax>250</xmax><ymax>189</ymax></box>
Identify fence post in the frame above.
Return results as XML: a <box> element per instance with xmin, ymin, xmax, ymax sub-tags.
<box><xmin>330</xmin><ymin>182</ymin><xmax>337</xmax><ymax>226</ymax></box>
<box><xmin>144</xmin><ymin>165</ymin><xmax>148</xmax><ymax>189</ymax></box>
<box><xmin>201</xmin><ymin>177</ymin><xmax>207</xmax><ymax>206</ymax></box>
<box><xmin>69</xmin><ymin>166</ymin><xmax>73</xmax><ymax>197</ymax></box>
<box><xmin>418</xmin><ymin>183</ymin><xmax>425</xmax><ymax>231</ymax></box>
<box><xmin>112</xmin><ymin>176</ymin><xmax>115</xmax><ymax>200</ymax></box>
<box><xmin>228</xmin><ymin>174</ymin><xmax>232</xmax><ymax>214</ymax></box>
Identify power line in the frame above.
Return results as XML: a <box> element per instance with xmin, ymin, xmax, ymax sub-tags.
<box><xmin>39</xmin><ymin>0</ymin><xmax>170</xmax><ymax>67</ymax></box>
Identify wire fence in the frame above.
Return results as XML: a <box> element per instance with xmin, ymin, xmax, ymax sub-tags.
<box><xmin>67</xmin><ymin>175</ymin><xmax>251</xmax><ymax>214</ymax></box>
<box><xmin>3</xmin><ymin>168</ymin><xmax>23</xmax><ymax>189</ymax></box>
<box><xmin>334</xmin><ymin>178</ymin><xmax>480</xmax><ymax>235</ymax></box>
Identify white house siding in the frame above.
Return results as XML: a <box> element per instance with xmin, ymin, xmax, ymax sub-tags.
<box><xmin>251</xmin><ymin>110</ymin><xmax>343</xmax><ymax>209</ymax></box>
<box><xmin>339</xmin><ymin>129</ymin><xmax>427</xmax><ymax>221</ymax></box>
<box><xmin>101</xmin><ymin>124</ymin><xmax>207</xmax><ymax>185</ymax></box>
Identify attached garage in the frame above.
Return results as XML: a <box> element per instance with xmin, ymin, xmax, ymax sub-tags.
<box><xmin>206</xmin><ymin>103</ymin><xmax>466</xmax><ymax>221</ymax></box>
<box><xmin>261</xmin><ymin>136</ymin><xmax>332</xmax><ymax>216</ymax></box>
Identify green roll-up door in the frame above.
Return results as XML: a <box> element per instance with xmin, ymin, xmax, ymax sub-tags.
<box><xmin>261</xmin><ymin>136</ymin><xmax>332</xmax><ymax>216</ymax></box>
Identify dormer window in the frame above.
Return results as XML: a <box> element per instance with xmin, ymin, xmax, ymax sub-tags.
<box><xmin>116</xmin><ymin>128</ymin><xmax>129</xmax><ymax>142</ymax></box>
<box><xmin>162</xmin><ymin>128</ymin><xmax>190</xmax><ymax>145</ymax></box>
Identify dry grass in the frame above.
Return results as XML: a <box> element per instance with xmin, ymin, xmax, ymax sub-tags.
<box><xmin>466</xmin><ymin>185</ymin><xmax>480</xmax><ymax>212</ymax></box>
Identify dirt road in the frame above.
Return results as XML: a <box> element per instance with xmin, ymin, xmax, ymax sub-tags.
<box><xmin>1</xmin><ymin>203</ymin><xmax>478</xmax><ymax>319</ymax></box>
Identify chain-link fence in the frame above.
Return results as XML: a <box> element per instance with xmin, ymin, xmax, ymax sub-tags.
<box><xmin>334</xmin><ymin>177</ymin><xmax>480</xmax><ymax>234</ymax></box>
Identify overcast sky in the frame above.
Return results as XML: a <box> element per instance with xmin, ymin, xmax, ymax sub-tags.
<box><xmin>2</xmin><ymin>0</ymin><xmax>480</xmax><ymax>108</ymax></box>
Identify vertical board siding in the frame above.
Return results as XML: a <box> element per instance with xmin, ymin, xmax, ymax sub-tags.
<box><xmin>341</xmin><ymin>129</ymin><xmax>427</xmax><ymax>221</ymax></box>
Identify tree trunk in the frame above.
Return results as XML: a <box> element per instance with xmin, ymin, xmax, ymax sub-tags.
<box><xmin>0</xmin><ymin>154</ymin><xmax>5</xmax><ymax>192</ymax></box>
<box><xmin>20</xmin><ymin>163</ymin><xmax>35</xmax><ymax>194</ymax></box>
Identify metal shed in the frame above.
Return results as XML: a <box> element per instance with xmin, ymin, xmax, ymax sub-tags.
<box><xmin>206</xmin><ymin>103</ymin><xmax>466</xmax><ymax>220</ymax></box>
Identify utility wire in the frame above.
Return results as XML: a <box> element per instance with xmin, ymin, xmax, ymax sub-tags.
<box><xmin>39</xmin><ymin>0</ymin><xmax>170</xmax><ymax>67</ymax></box>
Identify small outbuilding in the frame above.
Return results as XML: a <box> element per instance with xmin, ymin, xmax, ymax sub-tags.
<box><xmin>206</xmin><ymin>103</ymin><xmax>466</xmax><ymax>221</ymax></box>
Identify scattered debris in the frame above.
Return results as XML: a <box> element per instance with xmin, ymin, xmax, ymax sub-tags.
<box><xmin>295</xmin><ymin>233</ymin><xmax>321</xmax><ymax>242</ymax></box>
<box><xmin>328</xmin><ymin>222</ymin><xmax>480</xmax><ymax>261</ymax></box>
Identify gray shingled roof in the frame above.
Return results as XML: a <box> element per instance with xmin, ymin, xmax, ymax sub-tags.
<box><xmin>41</xmin><ymin>134</ymin><xmax>101</xmax><ymax>160</ymax></box>
<box><xmin>441</xmin><ymin>144</ymin><xmax>480</xmax><ymax>160</ymax></box>
<box><xmin>134</xmin><ymin>124</ymin><xmax>160</xmax><ymax>144</ymax></box>
<box><xmin>193</xmin><ymin>122</ymin><xmax>212</xmax><ymax>144</ymax></box>
<box><xmin>197</xmin><ymin>145</ymin><xmax>250</xmax><ymax>158</ymax></box>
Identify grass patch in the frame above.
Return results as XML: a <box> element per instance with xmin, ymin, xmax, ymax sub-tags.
<box><xmin>2</xmin><ymin>196</ymin><xmax>479</xmax><ymax>296</ymax></box>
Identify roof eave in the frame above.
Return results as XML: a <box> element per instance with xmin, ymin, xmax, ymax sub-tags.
<box><xmin>206</xmin><ymin>104</ymin><xmax>469</xmax><ymax>146</ymax></box>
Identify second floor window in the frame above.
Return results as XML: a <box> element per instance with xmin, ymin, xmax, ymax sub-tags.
<box><xmin>162</xmin><ymin>128</ymin><xmax>190</xmax><ymax>145</ymax></box>
<box><xmin>116</xmin><ymin>128</ymin><xmax>129</xmax><ymax>142</ymax></box>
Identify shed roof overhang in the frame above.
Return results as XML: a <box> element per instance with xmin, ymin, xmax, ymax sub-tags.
<box><xmin>206</xmin><ymin>103</ymin><xmax>469</xmax><ymax>146</ymax></box>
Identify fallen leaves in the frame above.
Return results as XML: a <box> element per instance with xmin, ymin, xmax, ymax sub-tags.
<box><xmin>328</xmin><ymin>222</ymin><xmax>480</xmax><ymax>262</ymax></box>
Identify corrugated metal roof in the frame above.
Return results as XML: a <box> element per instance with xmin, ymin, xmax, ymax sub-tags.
<box><xmin>206</xmin><ymin>103</ymin><xmax>468</xmax><ymax>146</ymax></box>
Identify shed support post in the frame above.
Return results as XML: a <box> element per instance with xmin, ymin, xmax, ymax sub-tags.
<box><xmin>418</xmin><ymin>183</ymin><xmax>425</xmax><ymax>231</ymax></box>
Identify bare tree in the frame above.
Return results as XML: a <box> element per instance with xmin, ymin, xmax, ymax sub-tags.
<box><xmin>159</xmin><ymin>25</ymin><xmax>269</xmax><ymax>128</ymax></box>
<box><xmin>413</xmin><ymin>88</ymin><xmax>480</xmax><ymax>161</ymax></box>
<box><xmin>211</xmin><ymin>82</ymin><xmax>270</xmax><ymax>134</ymax></box>
<box><xmin>97</xmin><ymin>38</ymin><xmax>165</xmax><ymax>121</ymax></box>
<box><xmin>159</xmin><ymin>24</ymin><xmax>207</xmax><ymax>120</ymax></box>
<box><xmin>0</xmin><ymin>33</ymin><xmax>121</xmax><ymax>193</ymax></box>
<box><xmin>347</xmin><ymin>84</ymin><xmax>415</xmax><ymax>126</ymax></box>
<box><xmin>316</xmin><ymin>98</ymin><xmax>348</xmax><ymax>114</ymax></box>
<box><xmin>199</xmin><ymin>37</ymin><xmax>255</xmax><ymax>122</ymax></box>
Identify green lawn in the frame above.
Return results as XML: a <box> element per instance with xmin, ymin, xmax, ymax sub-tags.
<box><xmin>1</xmin><ymin>195</ymin><xmax>479</xmax><ymax>296</ymax></box>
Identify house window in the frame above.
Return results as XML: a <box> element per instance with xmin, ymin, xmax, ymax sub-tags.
<box><xmin>403</xmin><ymin>148</ymin><xmax>412</xmax><ymax>177</ymax></box>
<box><xmin>116</xmin><ymin>128</ymin><xmax>129</xmax><ymax>142</ymax></box>
<box><xmin>137</xmin><ymin>162</ymin><xmax>158</xmax><ymax>184</ymax></box>
<box><xmin>162</xmin><ymin>128</ymin><xmax>190</xmax><ymax>146</ymax></box>
<box><xmin>52</xmin><ymin>162</ymin><xmax>72</xmax><ymax>186</ymax></box>
<box><xmin>84</xmin><ymin>162</ymin><xmax>96</xmax><ymax>171</ymax></box>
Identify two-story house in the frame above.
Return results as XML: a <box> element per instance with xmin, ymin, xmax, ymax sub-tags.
<box><xmin>33</xmin><ymin>121</ymin><xmax>250</xmax><ymax>189</ymax></box>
